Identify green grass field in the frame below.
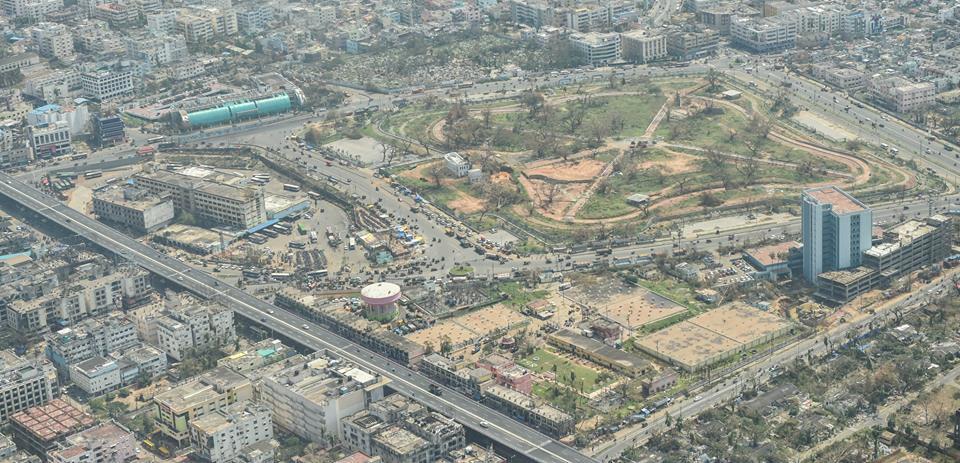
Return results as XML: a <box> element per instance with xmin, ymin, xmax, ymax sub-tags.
<box><xmin>519</xmin><ymin>348</ymin><xmax>611</xmax><ymax>394</ymax></box>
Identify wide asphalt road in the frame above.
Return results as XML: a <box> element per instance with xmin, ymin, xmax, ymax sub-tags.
<box><xmin>0</xmin><ymin>172</ymin><xmax>595</xmax><ymax>463</ymax></box>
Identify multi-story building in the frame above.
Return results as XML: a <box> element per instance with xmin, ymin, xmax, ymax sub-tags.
<box><xmin>126</xmin><ymin>34</ymin><xmax>189</xmax><ymax>65</ymax></box>
<box><xmin>890</xmin><ymin>82</ymin><xmax>936</xmax><ymax>113</ymax></box>
<box><xmin>216</xmin><ymin>339</ymin><xmax>291</xmax><ymax>374</ymax></box>
<box><xmin>29</xmin><ymin>23</ymin><xmax>75</xmax><ymax>61</ymax></box>
<box><xmin>48</xmin><ymin>423</ymin><xmax>136</xmax><ymax>463</ymax></box>
<box><xmin>155</xmin><ymin>302</ymin><xmax>235</xmax><ymax>361</ymax></box>
<box><xmin>93</xmin><ymin>2</ymin><xmax>138</xmax><ymax>27</ymax></box>
<box><xmin>9</xmin><ymin>400</ymin><xmax>95</xmax><ymax>457</ymax></box>
<box><xmin>620</xmin><ymin>30</ymin><xmax>667</xmax><ymax>64</ymax></box>
<box><xmin>2</xmin><ymin>0</ymin><xmax>60</xmax><ymax>19</ymax></box>
<box><xmin>258</xmin><ymin>354</ymin><xmax>388</xmax><ymax>443</ymax></box>
<box><xmin>666</xmin><ymin>29</ymin><xmax>719</xmax><ymax>60</ymax></box>
<box><xmin>0</xmin><ymin>126</ymin><xmax>31</xmax><ymax>169</ymax></box>
<box><xmin>7</xmin><ymin>268</ymin><xmax>151</xmax><ymax>337</ymax></box>
<box><xmin>482</xmin><ymin>385</ymin><xmax>574</xmax><ymax>438</ymax></box>
<box><xmin>154</xmin><ymin>367</ymin><xmax>253</xmax><ymax>445</ymax></box>
<box><xmin>70</xmin><ymin>357</ymin><xmax>122</xmax><ymax>396</ymax></box>
<box><xmin>189</xmin><ymin>401</ymin><xmax>273</xmax><ymax>462</ymax></box>
<box><xmin>568</xmin><ymin>32</ymin><xmax>621</xmax><ymax>66</ymax></box>
<box><xmin>509</xmin><ymin>0</ymin><xmax>554</xmax><ymax>28</ymax></box>
<box><xmin>236</xmin><ymin>5</ymin><xmax>272</xmax><ymax>33</ymax></box>
<box><xmin>821</xmin><ymin>68</ymin><xmax>867</xmax><ymax>91</ymax></box>
<box><xmin>92</xmin><ymin>187</ymin><xmax>175</xmax><ymax>233</ymax></box>
<box><xmin>801</xmin><ymin>186</ymin><xmax>873</xmax><ymax>283</ymax></box>
<box><xmin>68</xmin><ymin>344</ymin><xmax>166</xmax><ymax>396</ymax></box>
<box><xmin>146</xmin><ymin>11</ymin><xmax>178</xmax><ymax>35</ymax></box>
<box><xmin>22</xmin><ymin>70</ymin><xmax>82</xmax><ymax>101</ymax></box>
<box><xmin>342</xmin><ymin>395</ymin><xmax>464</xmax><ymax>460</ymax></box>
<box><xmin>0</xmin><ymin>53</ymin><xmax>39</xmax><ymax>75</ymax></box>
<box><xmin>93</xmin><ymin>115</ymin><xmax>124</xmax><ymax>147</ymax></box>
<box><xmin>443</xmin><ymin>152</ymin><xmax>470</xmax><ymax>178</ymax></box>
<box><xmin>563</xmin><ymin>4</ymin><xmax>610</xmax><ymax>32</ymax></box>
<box><xmin>730</xmin><ymin>16</ymin><xmax>797</xmax><ymax>53</ymax></box>
<box><xmin>0</xmin><ymin>351</ymin><xmax>56</xmax><ymax>423</ymax></box>
<box><xmin>133</xmin><ymin>170</ymin><xmax>266</xmax><ymax>230</ymax></box>
<box><xmin>863</xmin><ymin>215</ymin><xmax>952</xmax><ymax>280</ymax></box>
<box><xmin>371</xmin><ymin>427</ymin><xmax>432</xmax><ymax>463</ymax></box>
<box><xmin>80</xmin><ymin>70</ymin><xmax>134</xmax><ymax>101</ymax></box>
<box><xmin>44</xmin><ymin>313</ymin><xmax>138</xmax><ymax>378</ymax></box>
<box><xmin>176</xmin><ymin>6</ymin><xmax>238</xmax><ymax>43</ymax></box>
<box><xmin>26</xmin><ymin>122</ymin><xmax>71</xmax><ymax>160</ymax></box>
<box><xmin>26</xmin><ymin>103</ymin><xmax>90</xmax><ymax>137</ymax></box>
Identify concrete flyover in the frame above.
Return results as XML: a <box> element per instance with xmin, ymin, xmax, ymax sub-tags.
<box><xmin>0</xmin><ymin>172</ymin><xmax>595</xmax><ymax>463</ymax></box>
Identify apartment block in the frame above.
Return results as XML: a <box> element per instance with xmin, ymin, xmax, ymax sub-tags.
<box><xmin>259</xmin><ymin>354</ymin><xmax>388</xmax><ymax>444</ymax></box>
<box><xmin>509</xmin><ymin>0</ymin><xmax>554</xmax><ymax>28</ymax></box>
<box><xmin>890</xmin><ymin>82</ymin><xmax>936</xmax><ymax>113</ymax></box>
<box><xmin>29</xmin><ymin>23</ymin><xmax>74</xmax><ymax>61</ymax></box>
<box><xmin>0</xmin><ymin>351</ymin><xmax>56</xmax><ymax>423</ymax></box>
<box><xmin>568</xmin><ymin>32</ymin><xmax>621</xmax><ymax>66</ymax></box>
<box><xmin>0</xmin><ymin>53</ymin><xmax>39</xmax><ymax>75</ymax></box>
<box><xmin>92</xmin><ymin>187</ymin><xmax>175</xmax><ymax>233</ymax></box>
<box><xmin>176</xmin><ymin>6</ymin><xmax>238</xmax><ymax>43</ymax></box>
<box><xmin>155</xmin><ymin>302</ymin><xmax>235</xmax><ymax>361</ymax></box>
<box><xmin>48</xmin><ymin>423</ymin><xmax>136</xmax><ymax>463</ymax></box>
<box><xmin>189</xmin><ymin>401</ymin><xmax>274</xmax><ymax>462</ymax></box>
<box><xmin>26</xmin><ymin>103</ymin><xmax>90</xmax><ymax>137</ymax></box>
<box><xmin>621</xmin><ymin>30</ymin><xmax>667</xmax><ymax>64</ymax></box>
<box><xmin>801</xmin><ymin>186</ymin><xmax>873</xmax><ymax>283</ymax></box>
<box><xmin>342</xmin><ymin>395</ymin><xmax>464</xmax><ymax>461</ymax></box>
<box><xmin>666</xmin><ymin>29</ymin><xmax>719</xmax><ymax>60</ymax></box>
<box><xmin>80</xmin><ymin>70</ymin><xmax>134</xmax><ymax>101</ymax></box>
<box><xmin>133</xmin><ymin>171</ymin><xmax>267</xmax><ymax>230</ymax></box>
<box><xmin>44</xmin><ymin>313</ymin><xmax>139</xmax><ymax>378</ymax></box>
<box><xmin>236</xmin><ymin>5</ymin><xmax>272</xmax><ymax>33</ymax></box>
<box><xmin>154</xmin><ymin>367</ymin><xmax>253</xmax><ymax>446</ymax></box>
<box><xmin>146</xmin><ymin>11</ymin><xmax>178</xmax><ymax>35</ymax></box>
<box><xmin>70</xmin><ymin>357</ymin><xmax>122</xmax><ymax>396</ymax></box>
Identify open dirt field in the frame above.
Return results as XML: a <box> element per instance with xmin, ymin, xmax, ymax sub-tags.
<box><xmin>519</xmin><ymin>175</ymin><xmax>589</xmax><ymax>219</ymax></box>
<box><xmin>639</xmin><ymin>150</ymin><xmax>701</xmax><ymax>175</ymax></box>
<box><xmin>448</xmin><ymin>193</ymin><xmax>486</xmax><ymax>214</ymax></box>
<box><xmin>524</xmin><ymin>159</ymin><xmax>607</xmax><ymax>182</ymax></box>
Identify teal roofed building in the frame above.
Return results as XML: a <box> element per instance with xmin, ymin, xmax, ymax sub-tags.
<box><xmin>183</xmin><ymin>92</ymin><xmax>293</xmax><ymax>128</ymax></box>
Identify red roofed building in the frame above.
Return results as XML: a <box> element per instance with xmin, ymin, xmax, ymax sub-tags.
<box><xmin>10</xmin><ymin>399</ymin><xmax>95</xmax><ymax>458</ymax></box>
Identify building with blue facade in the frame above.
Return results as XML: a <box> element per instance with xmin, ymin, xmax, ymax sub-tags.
<box><xmin>801</xmin><ymin>186</ymin><xmax>873</xmax><ymax>284</ymax></box>
<box><xmin>181</xmin><ymin>92</ymin><xmax>292</xmax><ymax>128</ymax></box>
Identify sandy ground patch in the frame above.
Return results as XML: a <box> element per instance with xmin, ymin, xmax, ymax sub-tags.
<box><xmin>639</xmin><ymin>150</ymin><xmax>700</xmax><ymax>175</ymax></box>
<box><xmin>519</xmin><ymin>175</ymin><xmax>589</xmax><ymax>219</ymax></box>
<box><xmin>793</xmin><ymin>111</ymin><xmax>859</xmax><ymax>142</ymax></box>
<box><xmin>524</xmin><ymin>159</ymin><xmax>606</xmax><ymax>182</ymax></box>
<box><xmin>448</xmin><ymin>192</ymin><xmax>486</xmax><ymax>214</ymax></box>
<box><xmin>325</xmin><ymin>136</ymin><xmax>385</xmax><ymax>165</ymax></box>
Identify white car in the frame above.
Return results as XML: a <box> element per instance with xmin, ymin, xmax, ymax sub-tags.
<box><xmin>479</xmin><ymin>421</ymin><xmax>490</xmax><ymax>428</ymax></box>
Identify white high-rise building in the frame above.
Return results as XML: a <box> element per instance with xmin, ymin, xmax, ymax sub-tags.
<box><xmin>801</xmin><ymin>186</ymin><xmax>873</xmax><ymax>283</ymax></box>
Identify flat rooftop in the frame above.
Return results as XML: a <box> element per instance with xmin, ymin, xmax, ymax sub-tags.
<box><xmin>549</xmin><ymin>328</ymin><xmax>651</xmax><ymax>372</ymax></box>
<box><xmin>803</xmin><ymin>186</ymin><xmax>867</xmax><ymax>215</ymax></box>
<box><xmin>598</xmin><ymin>287</ymin><xmax>687</xmax><ymax>330</ymax></box>
<box><xmin>745</xmin><ymin>241</ymin><xmax>800</xmax><ymax>267</ymax></box>
<box><xmin>817</xmin><ymin>266</ymin><xmax>876</xmax><ymax>285</ymax></box>
<box><xmin>10</xmin><ymin>399</ymin><xmax>95</xmax><ymax>443</ymax></box>
<box><xmin>636</xmin><ymin>304</ymin><xmax>792</xmax><ymax>370</ymax></box>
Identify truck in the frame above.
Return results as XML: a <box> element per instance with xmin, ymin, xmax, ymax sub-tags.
<box><xmin>309</xmin><ymin>231</ymin><xmax>318</xmax><ymax>243</ymax></box>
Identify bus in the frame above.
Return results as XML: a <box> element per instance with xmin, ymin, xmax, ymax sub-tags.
<box><xmin>307</xmin><ymin>191</ymin><xmax>322</xmax><ymax>200</ymax></box>
<box><xmin>137</xmin><ymin>146</ymin><xmax>156</xmax><ymax>156</ymax></box>
<box><xmin>83</xmin><ymin>170</ymin><xmax>103</xmax><ymax>179</ymax></box>
<box><xmin>348</xmin><ymin>237</ymin><xmax>356</xmax><ymax>250</ymax></box>
<box><xmin>271</xmin><ymin>273</ymin><xmax>292</xmax><ymax>281</ymax></box>
<box><xmin>248</xmin><ymin>234</ymin><xmax>267</xmax><ymax>244</ymax></box>
<box><xmin>297</xmin><ymin>223</ymin><xmax>307</xmax><ymax>235</ymax></box>
<box><xmin>71</xmin><ymin>153</ymin><xmax>88</xmax><ymax>160</ymax></box>
<box><xmin>309</xmin><ymin>231</ymin><xmax>318</xmax><ymax>243</ymax></box>
<box><xmin>253</xmin><ymin>174</ymin><xmax>270</xmax><ymax>181</ymax></box>
<box><xmin>306</xmin><ymin>269</ymin><xmax>328</xmax><ymax>278</ymax></box>
<box><xmin>147</xmin><ymin>136</ymin><xmax>165</xmax><ymax>144</ymax></box>
<box><xmin>261</xmin><ymin>229</ymin><xmax>278</xmax><ymax>238</ymax></box>
<box><xmin>288</xmin><ymin>241</ymin><xmax>305</xmax><ymax>249</ymax></box>
<box><xmin>283</xmin><ymin>184</ymin><xmax>301</xmax><ymax>192</ymax></box>
<box><xmin>242</xmin><ymin>268</ymin><xmax>262</xmax><ymax>278</ymax></box>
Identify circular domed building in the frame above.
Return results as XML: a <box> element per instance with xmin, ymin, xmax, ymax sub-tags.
<box><xmin>360</xmin><ymin>282</ymin><xmax>402</xmax><ymax>321</ymax></box>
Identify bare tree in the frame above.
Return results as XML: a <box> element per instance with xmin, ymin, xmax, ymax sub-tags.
<box><xmin>427</xmin><ymin>162</ymin><xmax>445</xmax><ymax>187</ymax></box>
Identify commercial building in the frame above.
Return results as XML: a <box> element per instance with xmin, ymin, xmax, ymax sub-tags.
<box><xmin>48</xmin><ymin>423</ymin><xmax>136</xmax><ymax>463</ymax></box>
<box><xmin>189</xmin><ymin>401</ymin><xmax>274</xmax><ymax>462</ymax></box>
<box><xmin>93</xmin><ymin>187</ymin><xmax>175</xmax><ymax>233</ymax></box>
<box><xmin>801</xmin><ymin>186</ymin><xmax>873</xmax><ymax>283</ymax></box>
<box><xmin>9</xmin><ymin>400</ymin><xmax>95</xmax><ymax>457</ymax></box>
<box><xmin>179</xmin><ymin>92</ymin><xmax>293</xmax><ymax>129</ymax></box>
<box><xmin>620</xmin><ymin>31</ymin><xmax>667</xmax><ymax>64</ymax></box>
<box><xmin>259</xmin><ymin>353</ymin><xmax>388</xmax><ymax>443</ymax></box>
<box><xmin>509</xmin><ymin>0</ymin><xmax>554</xmax><ymax>28</ymax></box>
<box><xmin>154</xmin><ymin>367</ymin><xmax>253</xmax><ymax>446</ymax></box>
<box><xmin>70</xmin><ymin>357</ymin><xmax>121</xmax><ymax>396</ymax></box>
<box><xmin>666</xmin><ymin>29</ymin><xmax>719</xmax><ymax>60</ymax></box>
<box><xmin>343</xmin><ymin>395</ymin><xmax>465</xmax><ymax>462</ymax></box>
<box><xmin>133</xmin><ymin>170</ymin><xmax>267</xmax><ymax>230</ymax></box>
<box><xmin>26</xmin><ymin>104</ymin><xmax>90</xmax><ymax>138</ymax></box>
<box><xmin>568</xmin><ymin>32</ymin><xmax>621</xmax><ymax>66</ymax></box>
<box><xmin>29</xmin><ymin>23</ymin><xmax>74</xmax><ymax>61</ymax></box>
<box><xmin>482</xmin><ymin>385</ymin><xmax>574</xmax><ymax>438</ymax></box>
<box><xmin>80</xmin><ymin>71</ymin><xmax>134</xmax><ymax>101</ymax></box>
<box><xmin>730</xmin><ymin>16</ymin><xmax>797</xmax><ymax>53</ymax></box>
<box><xmin>0</xmin><ymin>351</ymin><xmax>56</xmax><ymax>423</ymax></box>
<box><xmin>154</xmin><ymin>302</ymin><xmax>236</xmax><ymax>361</ymax></box>
<box><xmin>0</xmin><ymin>126</ymin><xmax>31</xmax><ymax>169</ymax></box>
<box><xmin>93</xmin><ymin>115</ymin><xmax>124</xmax><ymax>147</ymax></box>
<box><xmin>816</xmin><ymin>215</ymin><xmax>953</xmax><ymax>305</ymax></box>
<box><xmin>26</xmin><ymin>123</ymin><xmax>71</xmax><ymax>160</ymax></box>
<box><xmin>44</xmin><ymin>313</ymin><xmax>139</xmax><ymax>378</ymax></box>
<box><xmin>822</xmin><ymin>68</ymin><xmax>867</xmax><ymax>91</ymax></box>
